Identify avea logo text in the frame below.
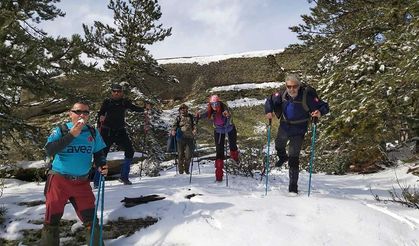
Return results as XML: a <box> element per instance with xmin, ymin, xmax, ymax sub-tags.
<box><xmin>65</xmin><ymin>145</ymin><xmax>93</xmax><ymax>153</ymax></box>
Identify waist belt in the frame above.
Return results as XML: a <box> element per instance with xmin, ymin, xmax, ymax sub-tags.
<box><xmin>49</xmin><ymin>170</ymin><xmax>90</xmax><ymax>181</ymax></box>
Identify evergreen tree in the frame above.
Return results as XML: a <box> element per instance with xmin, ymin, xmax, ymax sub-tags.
<box><xmin>83</xmin><ymin>0</ymin><xmax>172</xmax><ymax>98</ymax></box>
<box><xmin>0</xmin><ymin>0</ymin><xmax>90</xmax><ymax>162</ymax></box>
<box><xmin>289</xmin><ymin>0</ymin><xmax>418</xmax><ymax>173</ymax></box>
<box><xmin>83</xmin><ymin>0</ymin><xmax>172</xmax><ymax>175</ymax></box>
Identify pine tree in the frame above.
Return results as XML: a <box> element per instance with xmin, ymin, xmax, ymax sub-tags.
<box><xmin>0</xmin><ymin>0</ymin><xmax>89</xmax><ymax>162</ymax></box>
<box><xmin>83</xmin><ymin>0</ymin><xmax>172</xmax><ymax>99</ymax></box>
<box><xmin>289</xmin><ymin>0</ymin><xmax>418</xmax><ymax>173</ymax></box>
<box><xmin>83</xmin><ymin>0</ymin><xmax>172</xmax><ymax>174</ymax></box>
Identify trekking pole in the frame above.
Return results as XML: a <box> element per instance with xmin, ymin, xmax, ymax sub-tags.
<box><xmin>224</xmin><ymin>128</ymin><xmax>229</xmax><ymax>187</ymax></box>
<box><xmin>174</xmin><ymin>137</ymin><xmax>178</xmax><ymax>174</ymax></box>
<box><xmin>265</xmin><ymin>119</ymin><xmax>272</xmax><ymax>196</ymax></box>
<box><xmin>99</xmin><ymin>175</ymin><xmax>105</xmax><ymax>245</ymax></box>
<box><xmin>189</xmin><ymin>140</ymin><xmax>195</xmax><ymax>184</ymax></box>
<box><xmin>140</xmin><ymin>108</ymin><xmax>150</xmax><ymax>178</ymax></box>
<box><xmin>308</xmin><ymin>117</ymin><xmax>318</xmax><ymax>197</ymax></box>
<box><xmin>90</xmin><ymin>174</ymin><xmax>104</xmax><ymax>246</ymax></box>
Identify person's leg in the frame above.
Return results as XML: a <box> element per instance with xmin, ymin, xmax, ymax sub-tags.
<box><xmin>41</xmin><ymin>175</ymin><xmax>70</xmax><ymax>246</ymax></box>
<box><xmin>177</xmin><ymin>139</ymin><xmax>186</xmax><ymax>174</ymax></box>
<box><xmin>184</xmin><ymin>138</ymin><xmax>193</xmax><ymax>174</ymax></box>
<box><xmin>274</xmin><ymin>127</ymin><xmax>289</xmax><ymax>167</ymax></box>
<box><xmin>116</xmin><ymin>129</ymin><xmax>134</xmax><ymax>183</ymax></box>
<box><xmin>68</xmin><ymin>179</ymin><xmax>104</xmax><ymax>246</ymax></box>
<box><xmin>287</xmin><ymin>134</ymin><xmax>305</xmax><ymax>193</ymax></box>
<box><xmin>227</xmin><ymin>126</ymin><xmax>239</xmax><ymax>162</ymax></box>
<box><xmin>69</xmin><ymin>181</ymin><xmax>104</xmax><ymax>245</ymax></box>
<box><xmin>214</xmin><ymin>131</ymin><xmax>225</xmax><ymax>181</ymax></box>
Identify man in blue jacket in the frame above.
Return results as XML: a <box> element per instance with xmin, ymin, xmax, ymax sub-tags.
<box><xmin>265</xmin><ymin>74</ymin><xmax>329</xmax><ymax>194</ymax></box>
<box><xmin>41</xmin><ymin>101</ymin><xmax>108</xmax><ymax>245</ymax></box>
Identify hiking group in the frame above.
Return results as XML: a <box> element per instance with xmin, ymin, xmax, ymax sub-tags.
<box><xmin>41</xmin><ymin>73</ymin><xmax>328</xmax><ymax>245</ymax></box>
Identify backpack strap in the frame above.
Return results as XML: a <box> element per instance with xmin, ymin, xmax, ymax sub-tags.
<box><xmin>58</xmin><ymin>123</ymin><xmax>96</xmax><ymax>140</ymax></box>
<box><xmin>302</xmin><ymin>88</ymin><xmax>309</xmax><ymax>112</ymax></box>
<box><xmin>58</xmin><ymin>124</ymin><xmax>69</xmax><ymax>136</ymax></box>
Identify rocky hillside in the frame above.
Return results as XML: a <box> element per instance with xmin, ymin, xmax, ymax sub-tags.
<box><xmin>3</xmin><ymin>49</ymin><xmax>417</xmax><ymax>178</ymax></box>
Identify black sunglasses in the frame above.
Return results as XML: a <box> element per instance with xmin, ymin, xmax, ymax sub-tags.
<box><xmin>71</xmin><ymin>110</ymin><xmax>90</xmax><ymax>115</ymax></box>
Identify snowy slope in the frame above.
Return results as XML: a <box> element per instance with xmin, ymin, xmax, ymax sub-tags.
<box><xmin>1</xmin><ymin>156</ymin><xmax>418</xmax><ymax>245</ymax></box>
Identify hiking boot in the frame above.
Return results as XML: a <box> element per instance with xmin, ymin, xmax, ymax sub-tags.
<box><xmin>40</xmin><ymin>224</ymin><xmax>59</xmax><ymax>245</ymax></box>
<box><xmin>275</xmin><ymin>156</ymin><xmax>288</xmax><ymax>167</ymax></box>
<box><xmin>288</xmin><ymin>186</ymin><xmax>298</xmax><ymax>194</ymax></box>
<box><xmin>119</xmin><ymin>178</ymin><xmax>132</xmax><ymax>185</ymax></box>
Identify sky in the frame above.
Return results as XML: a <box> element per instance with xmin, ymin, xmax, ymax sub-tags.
<box><xmin>1</xmin><ymin>81</ymin><xmax>419</xmax><ymax>245</ymax></box>
<box><xmin>39</xmin><ymin>0</ymin><xmax>313</xmax><ymax>59</ymax></box>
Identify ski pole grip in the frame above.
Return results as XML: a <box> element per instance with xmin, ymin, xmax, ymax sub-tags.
<box><xmin>268</xmin><ymin>119</ymin><xmax>272</xmax><ymax>126</ymax></box>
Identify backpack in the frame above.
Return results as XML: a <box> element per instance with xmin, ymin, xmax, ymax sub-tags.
<box><xmin>271</xmin><ymin>83</ymin><xmax>317</xmax><ymax>119</ymax></box>
<box><xmin>45</xmin><ymin>124</ymin><xmax>97</xmax><ymax>171</ymax></box>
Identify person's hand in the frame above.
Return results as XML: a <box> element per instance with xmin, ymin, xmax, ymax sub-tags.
<box><xmin>310</xmin><ymin>110</ymin><xmax>321</xmax><ymax>118</ymax></box>
<box><xmin>70</xmin><ymin>118</ymin><xmax>85</xmax><ymax>137</ymax></box>
<box><xmin>99</xmin><ymin>115</ymin><xmax>106</xmax><ymax>123</ymax></box>
<box><xmin>222</xmin><ymin>111</ymin><xmax>230</xmax><ymax>117</ymax></box>
<box><xmin>192</xmin><ymin>128</ymin><xmax>197</xmax><ymax>136</ymax></box>
<box><xmin>171</xmin><ymin>130</ymin><xmax>176</xmax><ymax>136</ymax></box>
<box><xmin>98</xmin><ymin>165</ymin><xmax>108</xmax><ymax>176</ymax></box>
<box><xmin>145</xmin><ymin>103</ymin><xmax>152</xmax><ymax>110</ymax></box>
<box><xmin>266</xmin><ymin>112</ymin><xmax>273</xmax><ymax>120</ymax></box>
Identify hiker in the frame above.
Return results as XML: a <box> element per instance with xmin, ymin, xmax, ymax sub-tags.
<box><xmin>96</xmin><ymin>83</ymin><xmax>148</xmax><ymax>185</ymax></box>
<box><xmin>41</xmin><ymin>101</ymin><xmax>108</xmax><ymax>246</ymax></box>
<box><xmin>170</xmin><ymin>104</ymin><xmax>196</xmax><ymax>174</ymax></box>
<box><xmin>196</xmin><ymin>95</ymin><xmax>239</xmax><ymax>182</ymax></box>
<box><xmin>265</xmin><ymin>74</ymin><xmax>329</xmax><ymax>194</ymax></box>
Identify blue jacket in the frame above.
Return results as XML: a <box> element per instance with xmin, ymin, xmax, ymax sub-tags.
<box><xmin>265</xmin><ymin>86</ymin><xmax>329</xmax><ymax>136</ymax></box>
<box><xmin>46</xmin><ymin>122</ymin><xmax>106</xmax><ymax>176</ymax></box>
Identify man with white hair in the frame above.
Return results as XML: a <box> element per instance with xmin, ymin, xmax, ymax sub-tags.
<box><xmin>265</xmin><ymin>74</ymin><xmax>329</xmax><ymax>194</ymax></box>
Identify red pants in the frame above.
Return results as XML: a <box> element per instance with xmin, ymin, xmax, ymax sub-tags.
<box><xmin>44</xmin><ymin>174</ymin><xmax>96</xmax><ymax>226</ymax></box>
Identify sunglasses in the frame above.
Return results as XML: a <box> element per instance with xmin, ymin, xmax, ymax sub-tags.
<box><xmin>71</xmin><ymin>110</ymin><xmax>90</xmax><ymax>116</ymax></box>
<box><xmin>210</xmin><ymin>102</ymin><xmax>220</xmax><ymax>107</ymax></box>
<box><xmin>112</xmin><ymin>90</ymin><xmax>122</xmax><ymax>93</ymax></box>
<box><xmin>286</xmin><ymin>85</ymin><xmax>299</xmax><ymax>90</ymax></box>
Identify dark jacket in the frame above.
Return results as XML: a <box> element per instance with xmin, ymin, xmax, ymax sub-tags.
<box><xmin>265</xmin><ymin>86</ymin><xmax>329</xmax><ymax>136</ymax></box>
<box><xmin>98</xmin><ymin>98</ymin><xmax>144</xmax><ymax>130</ymax></box>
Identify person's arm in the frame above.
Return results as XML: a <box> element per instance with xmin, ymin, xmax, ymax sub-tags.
<box><xmin>307</xmin><ymin>90</ymin><xmax>329</xmax><ymax>117</ymax></box>
<box><xmin>126</xmin><ymin>99</ymin><xmax>145</xmax><ymax>113</ymax></box>
<box><xmin>97</xmin><ymin>99</ymin><xmax>109</xmax><ymax>124</ymax></box>
<box><xmin>170</xmin><ymin>116</ymin><xmax>179</xmax><ymax>136</ymax></box>
<box><xmin>265</xmin><ymin>92</ymin><xmax>282</xmax><ymax>119</ymax></box>
<box><xmin>93</xmin><ymin>149</ymin><xmax>107</xmax><ymax>167</ymax></box>
<box><xmin>45</xmin><ymin>132</ymin><xmax>74</xmax><ymax>156</ymax></box>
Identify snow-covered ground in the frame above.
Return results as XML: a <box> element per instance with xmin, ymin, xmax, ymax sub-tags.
<box><xmin>1</xmin><ymin>153</ymin><xmax>418</xmax><ymax>245</ymax></box>
<box><xmin>157</xmin><ymin>49</ymin><xmax>284</xmax><ymax>65</ymax></box>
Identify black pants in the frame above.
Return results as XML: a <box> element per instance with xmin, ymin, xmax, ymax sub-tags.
<box><xmin>214</xmin><ymin>126</ymin><xmax>238</xmax><ymax>159</ymax></box>
<box><xmin>100</xmin><ymin>127</ymin><xmax>134</xmax><ymax>159</ymax></box>
<box><xmin>275</xmin><ymin>127</ymin><xmax>305</xmax><ymax>192</ymax></box>
<box><xmin>275</xmin><ymin>127</ymin><xmax>305</xmax><ymax>159</ymax></box>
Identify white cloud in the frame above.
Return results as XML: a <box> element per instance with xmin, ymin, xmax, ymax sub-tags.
<box><xmin>39</xmin><ymin>0</ymin><xmax>312</xmax><ymax>58</ymax></box>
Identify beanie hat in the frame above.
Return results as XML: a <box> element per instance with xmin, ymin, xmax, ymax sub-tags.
<box><xmin>209</xmin><ymin>95</ymin><xmax>220</xmax><ymax>103</ymax></box>
<box><xmin>111</xmin><ymin>84</ymin><xmax>123</xmax><ymax>90</ymax></box>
